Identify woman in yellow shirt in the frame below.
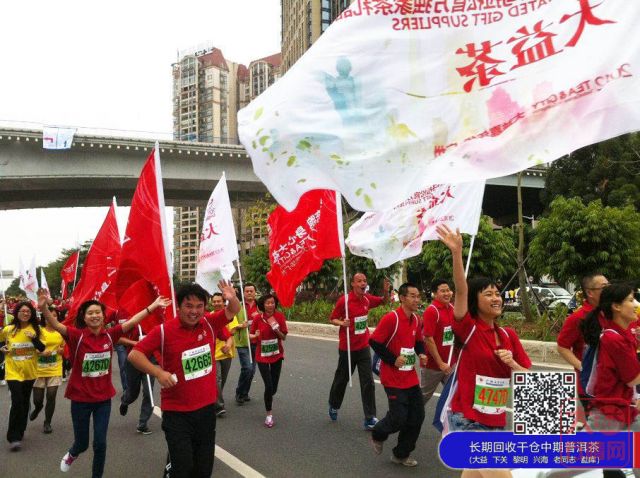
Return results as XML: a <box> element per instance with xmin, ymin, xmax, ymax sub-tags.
<box><xmin>30</xmin><ymin>306</ymin><xmax>65</xmax><ymax>434</ymax></box>
<box><xmin>0</xmin><ymin>301</ymin><xmax>45</xmax><ymax>451</ymax></box>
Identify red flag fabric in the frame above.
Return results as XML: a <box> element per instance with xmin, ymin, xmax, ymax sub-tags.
<box><xmin>65</xmin><ymin>202</ymin><xmax>121</xmax><ymax>325</ymax></box>
<box><xmin>60</xmin><ymin>250</ymin><xmax>79</xmax><ymax>299</ymax></box>
<box><xmin>266</xmin><ymin>190</ymin><xmax>343</xmax><ymax>307</ymax></box>
<box><xmin>113</xmin><ymin>148</ymin><xmax>174</xmax><ymax>332</ymax></box>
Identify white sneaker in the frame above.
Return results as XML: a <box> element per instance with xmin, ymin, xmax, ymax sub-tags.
<box><xmin>0</xmin><ymin>380</ymin><xmax>7</xmax><ymax>386</ymax></box>
<box><xmin>60</xmin><ymin>452</ymin><xmax>76</xmax><ymax>472</ymax></box>
<box><xmin>264</xmin><ymin>415</ymin><xmax>274</xmax><ymax>428</ymax></box>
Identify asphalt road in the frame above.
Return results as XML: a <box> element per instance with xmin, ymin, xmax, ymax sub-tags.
<box><xmin>0</xmin><ymin>334</ymin><xmax>592</xmax><ymax>478</ymax></box>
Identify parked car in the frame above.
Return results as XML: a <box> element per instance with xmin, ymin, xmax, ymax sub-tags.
<box><xmin>511</xmin><ymin>284</ymin><xmax>572</xmax><ymax>312</ymax></box>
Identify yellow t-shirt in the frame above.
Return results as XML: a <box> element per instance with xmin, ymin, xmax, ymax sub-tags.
<box><xmin>36</xmin><ymin>327</ymin><xmax>65</xmax><ymax>378</ymax></box>
<box><xmin>0</xmin><ymin>324</ymin><xmax>39</xmax><ymax>381</ymax></box>
<box><xmin>215</xmin><ymin>317</ymin><xmax>239</xmax><ymax>360</ymax></box>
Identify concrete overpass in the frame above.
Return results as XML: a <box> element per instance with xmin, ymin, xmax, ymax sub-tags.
<box><xmin>0</xmin><ymin>127</ymin><xmax>547</xmax><ymax>220</ymax></box>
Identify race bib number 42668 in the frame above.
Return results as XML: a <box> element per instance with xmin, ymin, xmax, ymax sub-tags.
<box><xmin>181</xmin><ymin>344</ymin><xmax>213</xmax><ymax>381</ymax></box>
<box><xmin>81</xmin><ymin>352</ymin><xmax>111</xmax><ymax>377</ymax></box>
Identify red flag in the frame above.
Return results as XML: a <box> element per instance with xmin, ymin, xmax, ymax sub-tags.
<box><xmin>60</xmin><ymin>250</ymin><xmax>80</xmax><ymax>299</ymax></box>
<box><xmin>267</xmin><ymin>190</ymin><xmax>342</xmax><ymax>307</ymax></box>
<box><xmin>113</xmin><ymin>148</ymin><xmax>174</xmax><ymax>332</ymax></box>
<box><xmin>65</xmin><ymin>201</ymin><xmax>121</xmax><ymax>325</ymax></box>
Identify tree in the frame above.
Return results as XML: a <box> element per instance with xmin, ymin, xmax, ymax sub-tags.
<box><xmin>344</xmin><ymin>250</ymin><xmax>400</xmax><ymax>294</ymax></box>
<box><xmin>529</xmin><ymin>197</ymin><xmax>640</xmax><ymax>284</ymax></box>
<box><xmin>542</xmin><ymin>133</ymin><xmax>640</xmax><ymax>210</ymax></box>
<box><xmin>242</xmin><ymin>245</ymin><xmax>271</xmax><ymax>293</ymax></box>
<box><xmin>407</xmin><ymin>215</ymin><xmax>517</xmax><ymax>289</ymax></box>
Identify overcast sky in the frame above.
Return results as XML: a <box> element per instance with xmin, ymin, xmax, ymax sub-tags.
<box><xmin>0</xmin><ymin>0</ymin><xmax>281</xmax><ymax>289</ymax></box>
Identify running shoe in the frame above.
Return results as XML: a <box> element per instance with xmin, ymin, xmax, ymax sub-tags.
<box><xmin>328</xmin><ymin>404</ymin><xmax>338</xmax><ymax>421</ymax></box>
<box><xmin>60</xmin><ymin>452</ymin><xmax>77</xmax><ymax>472</ymax></box>
<box><xmin>363</xmin><ymin>417</ymin><xmax>378</xmax><ymax>431</ymax></box>
<box><xmin>235</xmin><ymin>395</ymin><xmax>244</xmax><ymax>405</ymax></box>
<box><xmin>0</xmin><ymin>380</ymin><xmax>7</xmax><ymax>386</ymax></box>
<box><xmin>264</xmin><ymin>415</ymin><xmax>274</xmax><ymax>428</ymax></box>
<box><xmin>119</xmin><ymin>402</ymin><xmax>129</xmax><ymax>416</ymax></box>
<box><xmin>216</xmin><ymin>407</ymin><xmax>227</xmax><ymax>418</ymax></box>
<box><xmin>391</xmin><ymin>455</ymin><xmax>418</xmax><ymax>467</ymax></box>
<box><xmin>242</xmin><ymin>395</ymin><xmax>251</xmax><ymax>402</ymax></box>
<box><xmin>369</xmin><ymin>436</ymin><xmax>383</xmax><ymax>455</ymax></box>
<box><xmin>9</xmin><ymin>441</ymin><xmax>21</xmax><ymax>452</ymax></box>
<box><xmin>136</xmin><ymin>426</ymin><xmax>152</xmax><ymax>435</ymax></box>
<box><xmin>43</xmin><ymin>422</ymin><xmax>52</xmax><ymax>434</ymax></box>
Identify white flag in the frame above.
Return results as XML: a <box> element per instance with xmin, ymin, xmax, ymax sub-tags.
<box><xmin>19</xmin><ymin>257</ymin><xmax>38</xmax><ymax>302</ymax></box>
<box><xmin>346</xmin><ymin>182</ymin><xmax>485</xmax><ymax>268</ymax></box>
<box><xmin>43</xmin><ymin>126</ymin><xmax>76</xmax><ymax>150</ymax></box>
<box><xmin>40</xmin><ymin>268</ymin><xmax>50</xmax><ymax>297</ymax></box>
<box><xmin>239</xmin><ymin>1</ymin><xmax>640</xmax><ymax>212</ymax></box>
<box><xmin>196</xmin><ymin>173</ymin><xmax>239</xmax><ymax>293</ymax></box>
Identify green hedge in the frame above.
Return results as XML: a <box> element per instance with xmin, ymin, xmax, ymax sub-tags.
<box><xmin>282</xmin><ymin>300</ymin><xmax>395</xmax><ymax>327</ymax></box>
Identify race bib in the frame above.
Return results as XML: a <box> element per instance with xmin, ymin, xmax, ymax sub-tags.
<box><xmin>473</xmin><ymin>375</ymin><xmax>510</xmax><ymax>415</ymax></box>
<box><xmin>81</xmin><ymin>352</ymin><xmax>111</xmax><ymax>377</ymax></box>
<box><xmin>38</xmin><ymin>352</ymin><xmax>58</xmax><ymax>368</ymax></box>
<box><xmin>181</xmin><ymin>344</ymin><xmax>213</xmax><ymax>381</ymax></box>
<box><xmin>442</xmin><ymin>326</ymin><xmax>454</xmax><ymax>347</ymax></box>
<box><xmin>261</xmin><ymin>339</ymin><xmax>279</xmax><ymax>357</ymax></box>
<box><xmin>399</xmin><ymin>347</ymin><xmax>416</xmax><ymax>371</ymax></box>
<box><xmin>11</xmin><ymin>342</ymin><xmax>35</xmax><ymax>361</ymax></box>
<box><xmin>353</xmin><ymin>315</ymin><xmax>368</xmax><ymax>335</ymax></box>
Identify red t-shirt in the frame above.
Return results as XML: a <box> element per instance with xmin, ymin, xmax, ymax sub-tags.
<box><xmin>330</xmin><ymin>292</ymin><xmax>383</xmax><ymax>351</ymax></box>
<box><xmin>64</xmin><ymin>325</ymin><xmax>124</xmax><ymax>403</ymax></box>
<box><xmin>423</xmin><ymin>300</ymin><xmax>458</xmax><ymax>371</ymax></box>
<box><xmin>451</xmin><ymin>313</ymin><xmax>531</xmax><ymax>428</ymax></box>
<box><xmin>593</xmin><ymin>322</ymin><xmax>640</xmax><ymax>424</ymax></box>
<box><xmin>557</xmin><ymin>302</ymin><xmax>595</xmax><ymax>363</ymax></box>
<box><xmin>370</xmin><ymin>307</ymin><xmax>424</xmax><ymax>389</ymax></box>
<box><xmin>251</xmin><ymin>311</ymin><xmax>288</xmax><ymax>363</ymax></box>
<box><xmin>134</xmin><ymin>311</ymin><xmax>230</xmax><ymax>412</ymax></box>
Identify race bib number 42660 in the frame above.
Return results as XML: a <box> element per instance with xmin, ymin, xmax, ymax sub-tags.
<box><xmin>81</xmin><ymin>352</ymin><xmax>111</xmax><ymax>377</ymax></box>
<box><xmin>181</xmin><ymin>344</ymin><xmax>213</xmax><ymax>381</ymax></box>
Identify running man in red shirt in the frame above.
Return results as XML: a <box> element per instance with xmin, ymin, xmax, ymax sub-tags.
<box><xmin>328</xmin><ymin>272</ymin><xmax>390</xmax><ymax>430</ymax></box>
<box><xmin>128</xmin><ymin>282</ymin><xmax>239</xmax><ymax>478</ymax></box>
<box><xmin>421</xmin><ymin>278</ymin><xmax>457</xmax><ymax>405</ymax></box>
<box><xmin>38</xmin><ymin>290</ymin><xmax>170</xmax><ymax>478</ymax></box>
<box><xmin>369</xmin><ymin>282</ymin><xmax>428</xmax><ymax>467</ymax></box>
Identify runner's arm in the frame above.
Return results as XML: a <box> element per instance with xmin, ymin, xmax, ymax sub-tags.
<box><xmin>425</xmin><ymin>337</ymin><xmax>449</xmax><ymax>371</ymax></box>
<box><xmin>218</xmin><ymin>280</ymin><xmax>241</xmax><ymax>320</ymax></box>
<box><xmin>122</xmin><ymin>296</ymin><xmax>171</xmax><ymax>334</ymax></box>
<box><xmin>557</xmin><ymin>345</ymin><xmax>582</xmax><ymax>371</ymax></box>
<box><xmin>436</xmin><ymin>225</ymin><xmax>467</xmax><ymax>320</ymax></box>
<box><xmin>369</xmin><ymin>338</ymin><xmax>396</xmax><ymax>366</ymax></box>
<box><xmin>38</xmin><ymin>291</ymin><xmax>67</xmax><ymax>337</ymax></box>
<box><xmin>128</xmin><ymin>349</ymin><xmax>176</xmax><ymax>388</ymax></box>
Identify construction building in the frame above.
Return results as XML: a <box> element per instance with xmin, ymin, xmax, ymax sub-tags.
<box><xmin>172</xmin><ymin>47</ymin><xmax>281</xmax><ymax>282</ymax></box>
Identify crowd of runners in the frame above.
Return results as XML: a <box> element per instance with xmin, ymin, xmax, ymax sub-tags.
<box><xmin>2</xmin><ymin>226</ymin><xmax>640</xmax><ymax>478</ymax></box>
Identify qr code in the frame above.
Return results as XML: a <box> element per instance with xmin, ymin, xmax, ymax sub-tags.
<box><xmin>513</xmin><ymin>371</ymin><xmax>577</xmax><ymax>435</ymax></box>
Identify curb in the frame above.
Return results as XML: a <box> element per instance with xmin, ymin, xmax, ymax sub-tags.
<box><xmin>287</xmin><ymin>321</ymin><xmax>568</xmax><ymax>368</ymax></box>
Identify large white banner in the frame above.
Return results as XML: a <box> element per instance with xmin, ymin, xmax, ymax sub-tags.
<box><xmin>238</xmin><ymin>1</ymin><xmax>640</xmax><ymax>212</ymax></box>
<box><xmin>196</xmin><ymin>173</ymin><xmax>239</xmax><ymax>293</ymax></box>
<box><xmin>347</xmin><ymin>181</ymin><xmax>485</xmax><ymax>268</ymax></box>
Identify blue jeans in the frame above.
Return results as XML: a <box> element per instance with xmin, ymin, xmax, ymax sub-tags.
<box><xmin>70</xmin><ymin>400</ymin><xmax>111</xmax><ymax>478</ymax></box>
<box><xmin>448</xmin><ymin>412</ymin><xmax>503</xmax><ymax>432</ymax></box>
<box><xmin>235</xmin><ymin>346</ymin><xmax>256</xmax><ymax>399</ymax></box>
<box><xmin>115</xmin><ymin>344</ymin><xmax>128</xmax><ymax>393</ymax></box>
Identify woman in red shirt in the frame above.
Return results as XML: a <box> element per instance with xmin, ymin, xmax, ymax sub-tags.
<box><xmin>438</xmin><ymin>225</ymin><xmax>530</xmax><ymax>478</ymax></box>
<box><xmin>250</xmin><ymin>293</ymin><xmax>288</xmax><ymax>428</ymax></box>
<box><xmin>581</xmin><ymin>283</ymin><xmax>640</xmax><ymax>434</ymax></box>
<box><xmin>38</xmin><ymin>291</ymin><xmax>170</xmax><ymax>478</ymax></box>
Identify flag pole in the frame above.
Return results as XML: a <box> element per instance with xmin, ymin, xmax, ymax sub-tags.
<box><xmin>138</xmin><ymin>324</ymin><xmax>156</xmax><ymax>411</ymax></box>
<box><xmin>449</xmin><ymin>234</ymin><xmax>475</xmax><ymax>367</ymax></box>
<box><xmin>235</xmin><ymin>259</ymin><xmax>253</xmax><ymax>363</ymax></box>
<box><xmin>336</xmin><ymin>192</ymin><xmax>352</xmax><ymax>388</ymax></box>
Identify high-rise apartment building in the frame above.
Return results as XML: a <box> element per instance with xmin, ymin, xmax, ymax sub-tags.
<box><xmin>172</xmin><ymin>47</ymin><xmax>281</xmax><ymax>282</ymax></box>
<box><xmin>281</xmin><ymin>0</ymin><xmax>353</xmax><ymax>74</ymax></box>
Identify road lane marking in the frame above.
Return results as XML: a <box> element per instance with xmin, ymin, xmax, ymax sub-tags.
<box><xmin>215</xmin><ymin>445</ymin><xmax>266</xmax><ymax>478</ymax></box>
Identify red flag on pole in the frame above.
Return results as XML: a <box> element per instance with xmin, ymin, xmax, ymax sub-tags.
<box><xmin>266</xmin><ymin>190</ymin><xmax>342</xmax><ymax>307</ymax></box>
<box><xmin>114</xmin><ymin>147</ymin><xmax>175</xmax><ymax>331</ymax></box>
<box><xmin>60</xmin><ymin>250</ymin><xmax>80</xmax><ymax>299</ymax></box>
<box><xmin>65</xmin><ymin>200</ymin><xmax>121</xmax><ymax>324</ymax></box>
